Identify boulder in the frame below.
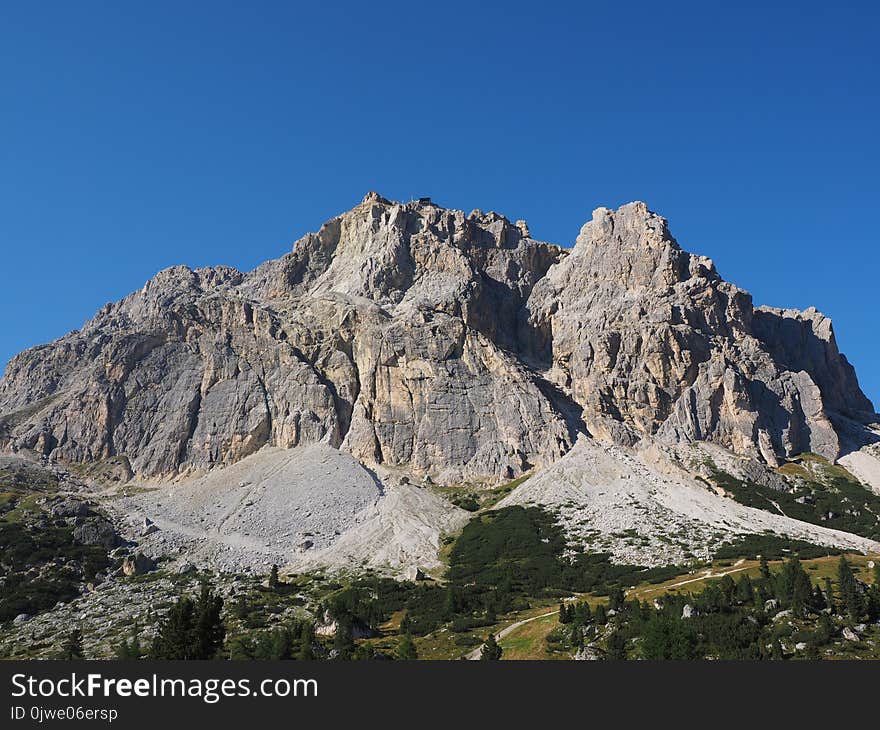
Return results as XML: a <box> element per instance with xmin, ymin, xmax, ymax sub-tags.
<box><xmin>50</xmin><ymin>499</ymin><xmax>94</xmax><ymax>518</ymax></box>
<box><xmin>403</xmin><ymin>566</ymin><xmax>427</xmax><ymax>582</ymax></box>
<box><xmin>772</xmin><ymin>609</ymin><xmax>793</xmax><ymax>623</ymax></box>
<box><xmin>122</xmin><ymin>553</ymin><xmax>157</xmax><ymax>576</ymax></box>
<box><xmin>73</xmin><ymin>517</ymin><xmax>120</xmax><ymax>549</ymax></box>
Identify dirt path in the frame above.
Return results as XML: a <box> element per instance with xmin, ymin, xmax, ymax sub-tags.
<box><xmin>464</xmin><ymin>609</ymin><xmax>560</xmax><ymax>660</ymax></box>
<box><xmin>637</xmin><ymin>560</ymin><xmax>751</xmax><ymax>593</ymax></box>
<box><xmin>464</xmin><ymin>560</ymin><xmax>755</xmax><ymax>659</ymax></box>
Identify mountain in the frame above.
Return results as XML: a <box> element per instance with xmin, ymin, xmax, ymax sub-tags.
<box><xmin>1</xmin><ymin>193</ymin><xmax>879</xmax><ymax>572</ymax></box>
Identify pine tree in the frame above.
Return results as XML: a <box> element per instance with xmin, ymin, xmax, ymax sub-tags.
<box><xmin>480</xmin><ymin>633</ymin><xmax>503</xmax><ymax>660</ymax></box>
<box><xmin>576</xmin><ymin>601</ymin><xmax>592</xmax><ymax>624</ymax></box>
<box><xmin>812</xmin><ymin>584</ymin><xmax>826</xmax><ymax>612</ymax></box>
<box><xmin>780</xmin><ymin>557</ymin><xmax>812</xmax><ymax>616</ymax></box>
<box><xmin>60</xmin><ymin>628</ymin><xmax>84</xmax><ymax>660</ymax></box>
<box><xmin>268</xmin><ymin>626</ymin><xmax>294</xmax><ymax>660</ymax></box>
<box><xmin>397</xmin><ymin>633</ymin><xmax>418</xmax><ymax>660</ymax></box>
<box><xmin>824</xmin><ymin>576</ymin><xmax>835</xmax><ymax>613</ymax></box>
<box><xmin>609</xmin><ymin>588</ymin><xmax>626</xmax><ymax>612</ymax></box>
<box><xmin>115</xmin><ymin>624</ymin><xmax>142</xmax><ymax>660</ymax></box>
<box><xmin>150</xmin><ymin>595</ymin><xmax>196</xmax><ymax>659</ymax></box>
<box><xmin>816</xmin><ymin>612</ymin><xmax>834</xmax><ymax>644</ymax></box>
<box><xmin>297</xmin><ymin>623</ymin><xmax>315</xmax><ymax>660</ymax></box>
<box><xmin>193</xmin><ymin>581</ymin><xmax>226</xmax><ymax>659</ymax></box>
<box><xmin>269</xmin><ymin>564</ymin><xmax>279</xmax><ymax>591</ymax></box>
<box><xmin>442</xmin><ymin>586</ymin><xmax>456</xmax><ymax>621</ymax></box>
<box><xmin>719</xmin><ymin>575</ymin><xmax>736</xmax><ymax>607</ymax></box>
<box><xmin>484</xmin><ymin>599</ymin><xmax>496</xmax><ymax>624</ymax></box>
<box><xmin>837</xmin><ymin>556</ymin><xmax>863</xmax><ymax>622</ymax></box>
<box><xmin>605</xmin><ymin>630</ymin><xmax>627</xmax><ymax>660</ymax></box>
<box><xmin>735</xmin><ymin>574</ymin><xmax>754</xmax><ymax>604</ymax></box>
<box><xmin>571</xmin><ymin>624</ymin><xmax>584</xmax><ymax>650</ymax></box>
<box><xmin>150</xmin><ymin>581</ymin><xmax>226</xmax><ymax>659</ymax></box>
<box><xmin>759</xmin><ymin>555</ymin><xmax>772</xmax><ymax>583</ymax></box>
<box><xmin>771</xmin><ymin>638</ymin><xmax>784</xmax><ymax>660</ymax></box>
<box><xmin>595</xmin><ymin>603</ymin><xmax>608</xmax><ymax>626</ymax></box>
<box><xmin>333</xmin><ymin>615</ymin><xmax>355</xmax><ymax>660</ymax></box>
<box><xmin>559</xmin><ymin>602</ymin><xmax>570</xmax><ymax>624</ymax></box>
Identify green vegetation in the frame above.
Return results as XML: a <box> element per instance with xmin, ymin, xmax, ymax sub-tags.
<box><xmin>0</xmin><ymin>519</ymin><xmax>110</xmax><ymax>622</ymax></box>
<box><xmin>148</xmin><ymin>581</ymin><xmax>226</xmax><ymax>659</ymax></box>
<box><xmin>58</xmin><ymin>628</ymin><xmax>85</xmax><ymax>660</ymax></box>
<box><xmin>545</xmin><ymin>553</ymin><xmax>880</xmax><ymax>659</ymax></box>
<box><xmin>714</xmin><ymin>533</ymin><xmax>842</xmax><ymax>561</ymax></box>
<box><xmin>397</xmin><ymin>633</ymin><xmax>418</xmax><ymax>660</ymax></box>
<box><xmin>300</xmin><ymin>506</ymin><xmax>683</xmax><ymax>650</ymax></box>
<box><xmin>431</xmin><ymin>473</ymin><xmax>533</xmax><ymax>513</ymax></box>
<box><xmin>710</xmin><ymin>456</ymin><xmax>880</xmax><ymax>540</ymax></box>
<box><xmin>480</xmin><ymin>632</ymin><xmax>503</xmax><ymax>660</ymax></box>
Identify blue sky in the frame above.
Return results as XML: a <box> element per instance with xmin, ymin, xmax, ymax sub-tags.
<box><xmin>1</xmin><ymin>2</ymin><xmax>878</xmax><ymax>407</ymax></box>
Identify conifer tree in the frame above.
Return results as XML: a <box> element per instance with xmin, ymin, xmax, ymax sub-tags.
<box><xmin>559</xmin><ymin>602</ymin><xmax>570</xmax><ymax>624</ymax></box>
<box><xmin>781</xmin><ymin>558</ymin><xmax>812</xmax><ymax>616</ymax></box>
<box><xmin>60</xmin><ymin>628</ymin><xmax>84</xmax><ymax>660</ymax></box>
<box><xmin>150</xmin><ymin>581</ymin><xmax>226</xmax><ymax>659</ymax></box>
<box><xmin>397</xmin><ymin>633</ymin><xmax>418</xmax><ymax>660</ymax></box>
<box><xmin>480</xmin><ymin>633</ymin><xmax>503</xmax><ymax>660</ymax></box>
<box><xmin>735</xmin><ymin>574</ymin><xmax>754</xmax><ymax>604</ymax></box>
<box><xmin>579</xmin><ymin>601</ymin><xmax>592</xmax><ymax>623</ymax></box>
<box><xmin>719</xmin><ymin>574</ymin><xmax>736</xmax><ymax>606</ymax></box>
<box><xmin>812</xmin><ymin>584</ymin><xmax>826</xmax><ymax>612</ymax></box>
<box><xmin>771</xmin><ymin>638</ymin><xmax>784</xmax><ymax>660</ymax></box>
<box><xmin>297</xmin><ymin>623</ymin><xmax>315</xmax><ymax>660</ymax></box>
<box><xmin>269</xmin><ymin>564</ymin><xmax>279</xmax><ymax>591</ymax></box>
<box><xmin>193</xmin><ymin>581</ymin><xmax>226</xmax><ymax>659</ymax></box>
<box><xmin>824</xmin><ymin>576</ymin><xmax>835</xmax><ymax>613</ymax></box>
<box><xmin>150</xmin><ymin>595</ymin><xmax>196</xmax><ymax>659</ymax></box>
<box><xmin>442</xmin><ymin>586</ymin><xmax>456</xmax><ymax>621</ymax></box>
<box><xmin>605</xmin><ymin>630</ymin><xmax>627</xmax><ymax>660</ymax></box>
<box><xmin>759</xmin><ymin>555</ymin><xmax>772</xmax><ymax>583</ymax></box>
<box><xmin>333</xmin><ymin>615</ymin><xmax>355</xmax><ymax>660</ymax></box>
<box><xmin>571</xmin><ymin>624</ymin><xmax>584</xmax><ymax>650</ymax></box>
<box><xmin>837</xmin><ymin>556</ymin><xmax>863</xmax><ymax>622</ymax></box>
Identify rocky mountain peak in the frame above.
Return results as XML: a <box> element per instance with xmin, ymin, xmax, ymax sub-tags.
<box><xmin>0</xmin><ymin>196</ymin><xmax>875</xmax><ymax>485</ymax></box>
<box><xmin>569</xmin><ymin>201</ymin><xmax>716</xmax><ymax>291</ymax></box>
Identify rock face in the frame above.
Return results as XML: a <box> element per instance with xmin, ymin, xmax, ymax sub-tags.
<box><xmin>0</xmin><ymin>195</ymin><xmax>875</xmax><ymax>483</ymax></box>
<box><xmin>526</xmin><ymin>202</ymin><xmax>875</xmax><ymax>464</ymax></box>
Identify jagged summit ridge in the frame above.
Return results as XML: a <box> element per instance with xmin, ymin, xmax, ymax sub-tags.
<box><xmin>0</xmin><ymin>195</ymin><xmax>874</xmax><ymax>483</ymax></box>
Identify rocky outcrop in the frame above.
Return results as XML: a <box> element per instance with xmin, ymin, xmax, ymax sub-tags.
<box><xmin>0</xmin><ymin>195</ymin><xmax>875</xmax><ymax>483</ymax></box>
<box><xmin>526</xmin><ymin>202</ymin><xmax>876</xmax><ymax>464</ymax></box>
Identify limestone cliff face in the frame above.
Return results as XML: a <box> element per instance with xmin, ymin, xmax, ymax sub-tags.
<box><xmin>0</xmin><ymin>195</ymin><xmax>874</xmax><ymax>482</ymax></box>
<box><xmin>526</xmin><ymin>202</ymin><xmax>875</xmax><ymax>464</ymax></box>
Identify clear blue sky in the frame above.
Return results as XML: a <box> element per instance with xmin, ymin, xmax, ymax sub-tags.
<box><xmin>1</xmin><ymin>2</ymin><xmax>877</xmax><ymax>408</ymax></box>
